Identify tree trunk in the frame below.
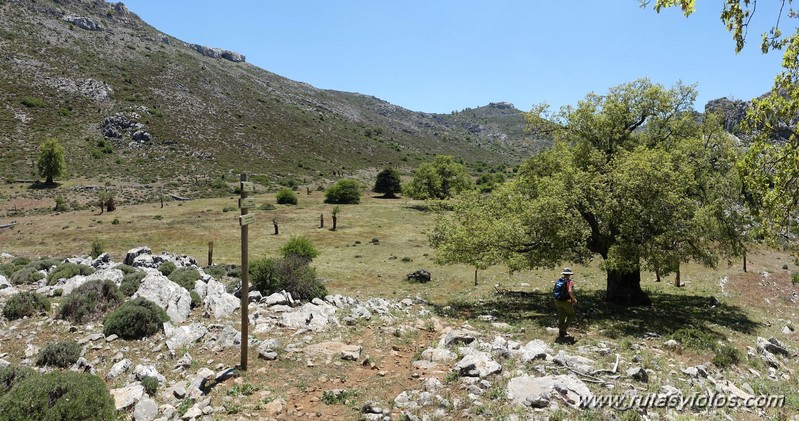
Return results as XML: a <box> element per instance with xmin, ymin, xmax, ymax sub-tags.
<box><xmin>605</xmin><ymin>268</ymin><xmax>651</xmax><ymax>306</ymax></box>
<box><xmin>99</xmin><ymin>199</ymin><xmax>104</xmax><ymax>215</ymax></box>
<box><xmin>474</xmin><ymin>268</ymin><xmax>478</xmax><ymax>286</ymax></box>
<box><xmin>743</xmin><ymin>250</ymin><xmax>747</xmax><ymax>273</ymax></box>
<box><xmin>674</xmin><ymin>265</ymin><xmax>681</xmax><ymax>287</ymax></box>
<box><xmin>272</xmin><ymin>220</ymin><xmax>279</xmax><ymax>235</ymax></box>
<box><xmin>45</xmin><ymin>176</ymin><xmax>54</xmax><ymax>185</ymax></box>
<box><xmin>320</xmin><ymin>214</ymin><xmax>324</xmax><ymax>228</ymax></box>
<box><xmin>332</xmin><ymin>215</ymin><xmax>337</xmax><ymax>231</ymax></box>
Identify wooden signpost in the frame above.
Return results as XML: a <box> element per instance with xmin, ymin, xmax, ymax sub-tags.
<box><xmin>238</xmin><ymin>174</ymin><xmax>255</xmax><ymax>370</ymax></box>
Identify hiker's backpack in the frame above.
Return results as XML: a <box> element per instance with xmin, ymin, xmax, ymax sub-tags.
<box><xmin>553</xmin><ymin>278</ymin><xmax>569</xmax><ymax>301</ymax></box>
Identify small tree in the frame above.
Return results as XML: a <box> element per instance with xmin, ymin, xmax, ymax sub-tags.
<box><xmin>403</xmin><ymin>155</ymin><xmax>471</xmax><ymax>200</ymax></box>
<box><xmin>373</xmin><ymin>168</ymin><xmax>402</xmax><ymax>198</ymax></box>
<box><xmin>324</xmin><ymin>179</ymin><xmax>364</xmax><ymax>204</ymax></box>
<box><xmin>37</xmin><ymin>138</ymin><xmax>66</xmax><ymax>185</ymax></box>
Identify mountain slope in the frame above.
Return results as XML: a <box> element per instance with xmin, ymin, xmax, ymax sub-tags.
<box><xmin>0</xmin><ymin>0</ymin><xmax>545</xmax><ymax>198</ymax></box>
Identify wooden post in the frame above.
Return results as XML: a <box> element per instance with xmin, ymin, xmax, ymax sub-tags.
<box><xmin>239</xmin><ymin>174</ymin><xmax>249</xmax><ymax>370</ymax></box>
<box><xmin>272</xmin><ymin>219</ymin><xmax>279</xmax><ymax>235</ymax></box>
<box><xmin>743</xmin><ymin>250</ymin><xmax>747</xmax><ymax>273</ymax></box>
<box><xmin>320</xmin><ymin>214</ymin><xmax>324</xmax><ymax>228</ymax></box>
<box><xmin>208</xmin><ymin>242</ymin><xmax>214</xmax><ymax>267</ymax></box>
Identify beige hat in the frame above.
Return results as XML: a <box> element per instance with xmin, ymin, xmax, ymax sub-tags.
<box><xmin>561</xmin><ymin>267</ymin><xmax>574</xmax><ymax>275</ymax></box>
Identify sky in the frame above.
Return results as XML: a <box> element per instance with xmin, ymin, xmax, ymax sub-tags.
<box><xmin>119</xmin><ymin>0</ymin><xmax>786</xmax><ymax>114</ymax></box>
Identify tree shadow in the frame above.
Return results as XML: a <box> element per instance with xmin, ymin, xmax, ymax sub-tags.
<box><xmin>432</xmin><ymin>290</ymin><xmax>759</xmax><ymax>339</ymax></box>
<box><xmin>28</xmin><ymin>181</ymin><xmax>59</xmax><ymax>190</ymax></box>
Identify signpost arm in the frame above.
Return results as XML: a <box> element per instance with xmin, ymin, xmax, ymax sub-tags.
<box><xmin>240</xmin><ymin>174</ymin><xmax>249</xmax><ymax>370</ymax></box>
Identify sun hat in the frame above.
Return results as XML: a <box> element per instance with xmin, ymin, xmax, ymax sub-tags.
<box><xmin>561</xmin><ymin>267</ymin><xmax>574</xmax><ymax>275</ymax></box>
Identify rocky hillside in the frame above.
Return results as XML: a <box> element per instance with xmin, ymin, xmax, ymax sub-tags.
<box><xmin>0</xmin><ymin>0</ymin><xmax>544</xmax><ymax>195</ymax></box>
<box><xmin>0</xmin><ymin>248</ymin><xmax>796</xmax><ymax>420</ymax></box>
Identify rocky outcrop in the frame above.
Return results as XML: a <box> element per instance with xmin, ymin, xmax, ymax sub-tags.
<box><xmin>190</xmin><ymin>44</ymin><xmax>246</xmax><ymax>63</ymax></box>
<box><xmin>705</xmin><ymin>97</ymin><xmax>749</xmax><ymax>134</ymax></box>
<box><xmin>63</xmin><ymin>15</ymin><xmax>102</xmax><ymax>31</ymax></box>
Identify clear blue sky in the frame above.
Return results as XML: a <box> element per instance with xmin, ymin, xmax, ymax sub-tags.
<box><xmin>120</xmin><ymin>0</ymin><xmax>785</xmax><ymax>114</ymax></box>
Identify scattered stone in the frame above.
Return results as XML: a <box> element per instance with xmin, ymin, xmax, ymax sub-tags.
<box><xmin>627</xmin><ymin>366</ymin><xmax>648</xmax><ymax>382</ymax></box>
<box><xmin>133</xmin><ymin>398</ymin><xmax>158</xmax><ymax>421</ymax></box>
<box><xmin>664</xmin><ymin>339</ymin><xmax>681</xmax><ymax>350</ymax></box>
<box><xmin>453</xmin><ymin>351</ymin><xmax>502</xmax><ymax>378</ymax></box>
<box><xmin>506</xmin><ymin>375</ymin><xmax>592</xmax><ymax>407</ymax></box>
<box><xmin>406</xmin><ymin>269</ymin><xmax>431</xmax><ymax>283</ymax></box>
<box><xmin>111</xmin><ymin>384</ymin><xmax>145</xmax><ymax>410</ymax></box>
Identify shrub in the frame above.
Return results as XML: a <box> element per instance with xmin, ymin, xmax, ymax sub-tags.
<box><xmin>671</xmin><ymin>327</ymin><xmax>722</xmax><ymax>351</ymax></box>
<box><xmin>3</xmin><ymin>292</ymin><xmax>50</xmax><ymax>320</ymax></box>
<box><xmin>258</xmin><ymin>203</ymin><xmax>276</xmax><ymax>211</ymax></box>
<box><xmin>276</xmin><ymin>188</ymin><xmax>298</xmax><ymax>205</ymax></box>
<box><xmin>53</xmin><ymin>195</ymin><xmax>68</xmax><ymax>211</ymax></box>
<box><xmin>792</xmin><ymin>272</ymin><xmax>799</xmax><ymax>285</ymax></box>
<box><xmin>250</xmin><ymin>258</ymin><xmax>278</xmax><ymax>295</ymax></box>
<box><xmin>280</xmin><ymin>236</ymin><xmax>319</xmax><ymax>261</ymax></box>
<box><xmin>324</xmin><ymin>179</ymin><xmax>364</xmax><ymax>204</ymax></box>
<box><xmin>120</xmin><ymin>271</ymin><xmax>145</xmax><ymax>296</ymax></box>
<box><xmin>203</xmin><ymin>265</ymin><xmax>226</xmax><ymax>279</ymax></box>
<box><xmin>141</xmin><ymin>376</ymin><xmax>159</xmax><ymax>396</ymax></box>
<box><xmin>20</xmin><ymin>96</ymin><xmax>47</xmax><ymax>108</ymax></box>
<box><xmin>0</xmin><ymin>371</ymin><xmax>115</xmax><ymax>421</ymax></box>
<box><xmin>168</xmin><ymin>267</ymin><xmax>201</xmax><ymax>291</ymax></box>
<box><xmin>90</xmin><ymin>239</ymin><xmax>104</xmax><ymax>259</ymax></box>
<box><xmin>116</xmin><ymin>264</ymin><xmax>138</xmax><ymax>274</ymax></box>
<box><xmin>103</xmin><ymin>297</ymin><xmax>168</xmax><ymax>339</ymax></box>
<box><xmin>250</xmin><ymin>255</ymin><xmax>327</xmax><ymax>299</ymax></box>
<box><xmin>373</xmin><ymin>168</ymin><xmax>402</xmax><ymax>198</ymax></box>
<box><xmin>9</xmin><ymin>266</ymin><xmax>45</xmax><ymax>285</ymax></box>
<box><xmin>58</xmin><ymin>279</ymin><xmax>122</xmax><ymax>324</ymax></box>
<box><xmin>190</xmin><ymin>290</ymin><xmax>202</xmax><ymax>309</ymax></box>
<box><xmin>158</xmin><ymin>261</ymin><xmax>177</xmax><ymax>276</ymax></box>
<box><xmin>47</xmin><ymin>263</ymin><xmax>95</xmax><ymax>286</ymax></box>
<box><xmin>0</xmin><ymin>263</ymin><xmax>13</xmax><ymax>278</ymax></box>
<box><xmin>36</xmin><ymin>341</ymin><xmax>81</xmax><ymax>368</ymax></box>
<box><xmin>713</xmin><ymin>345</ymin><xmax>741</xmax><ymax>368</ymax></box>
<box><xmin>0</xmin><ymin>365</ymin><xmax>35</xmax><ymax>397</ymax></box>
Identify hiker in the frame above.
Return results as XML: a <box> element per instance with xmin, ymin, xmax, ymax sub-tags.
<box><xmin>553</xmin><ymin>267</ymin><xmax>577</xmax><ymax>338</ymax></box>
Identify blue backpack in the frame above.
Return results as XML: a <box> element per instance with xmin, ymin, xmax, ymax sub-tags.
<box><xmin>553</xmin><ymin>278</ymin><xmax>569</xmax><ymax>301</ymax></box>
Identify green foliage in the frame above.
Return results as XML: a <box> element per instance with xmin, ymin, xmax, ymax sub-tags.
<box><xmin>0</xmin><ymin>371</ymin><xmax>115</xmax><ymax>421</ymax></box>
<box><xmin>9</xmin><ymin>267</ymin><xmax>44</xmax><ymax>285</ymax></box>
<box><xmin>20</xmin><ymin>96</ymin><xmax>47</xmax><ymax>108</ymax></box>
<box><xmin>403</xmin><ymin>155</ymin><xmax>471</xmax><ymax>200</ymax></box>
<box><xmin>792</xmin><ymin>273</ymin><xmax>799</xmax><ymax>285</ymax></box>
<box><xmin>120</xmin><ymin>271</ymin><xmax>145</xmax><ymax>296</ymax></box>
<box><xmin>58</xmin><ymin>279</ymin><xmax>122</xmax><ymax>324</ymax></box>
<box><xmin>158</xmin><ymin>261</ymin><xmax>177</xmax><ymax>276</ymax></box>
<box><xmin>324</xmin><ymin>179</ymin><xmax>364</xmax><ymax>204</ymax></box>
<box><xmin>37</xmin><ymin>138</ymin><xmax>66</xmax><ymax>185</ymax></box>
<box><xmin>276</xmin><ymin>188</ymin><xmax>298</xmax><ymax>205</ymax></box>
<box><xmin>373</xmin><ymin>168</ymin><xmax>402</xmax><ymax>198</ymax></box>
<box><xmin>203</xmin><ymin>265</ymin><xmax>227</xmax><ymax>279</ymax></box>
<box><xmin>0</xmin><ymin>365</ymin><xmax>35</xmax><ymax>397</ymax></box>
<box><xmin>280</xmin><ymin>236</ymin><xmax>319</xmax><ymax>261</ymax></box>
<box><xmin>168</xmin><ymin>267</ymin><xmax>201</xmax><ymax>291</ymax></box>
<box><xmin>712</xmin><ymin>344</ymin><xmax>741</xmax><ymax>368</ymax></box>
<box><xmin>3</xmin><ymin>292</ymin><xmax>50</xmax><ymax>320</ymax></box>
<box><xmin>36</xmin><ymin>341</ymin><xmax>81</xmax><ymax>368</ymax></box>
<box><xmin>321</xmin><ymin>389</ymin><xmax>357</xmax><ymax>405</ymax></box>
<box><xmin>141</xmin><ymin>376</ymin><xmax>159</xmax><ymax>396</ymax></box>
<box><xmin>103</xmin><ymin>297</ymin><xmax>168</xmax><ymax>339</ymax></box>
<box><xmin>250</xmin><ymin>255</ymin><xmax>327</xmax><ymax>301</ymax></box>
<box><xmin>258</xmin><ymin>203</ymin><xmax>277</xmax><ymax>210</ymax></box>
<box><xmin>671</xmin><ymin>327</ymin><xmax>723</xmax><ymax>351</ymax></box>
<box><xmin>90</xmin><ymin>239</ymin><xmax>104</xmax><ymax>258</ymax></box>
<box><xmin>116</xmin><ymin>264</ymin><xmax>138</xmax><ymax>274</ymax></box>
<box><xmin>47</xmin><ymin>263</ymin><xmax>95</xmax><ymax>286</ymax></box>
<box><xmin>190</xmin><ymin>290</ymin><xmax>202</xmax><ymax>309</ymax></box>
<box><xmin>53</xmin><ymin>194</ymin><xmax>68</xmax><ymax>212</ymax></box>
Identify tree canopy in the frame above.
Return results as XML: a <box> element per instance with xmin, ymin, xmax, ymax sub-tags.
<box><xmin>403</xmin><ymin>155</ymin><xmax>471</xmax><ymax>200</ymax></box>
<box><xmin>37</xmin><ymin>138</ymin><xmax>66</xmax><ymax>185</ymax></box>
<box><xmin>431</xmin><ymin>79</ymin><xmax>747</xmax><ymax>305</ymax></box>
<box><xmin>324</xmin><ymin>179</ymin><xmax>364</xmax><ymax>204</ymax></box>
<box><xmin>646</xmin><ymin>0</ymin><xmax>799</xmax><ymax>239</ymax></box>
<box><xmin>373</xmin><ymin>168</ymin><xmax>402</xmax><ymax>198</ymax></box>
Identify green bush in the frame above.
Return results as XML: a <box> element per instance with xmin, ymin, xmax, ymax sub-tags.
<box><xmin>324</xmin><ymin>179</ymin><xmax>364</xmax><ymax>204</ymax></box>
<box><xmin>250</xmin><ymin>258</ymin><xmax>278</xmax><ymax>295</ymax></box>
<box><xmin>3</xmin><ymin>292</ymin><xmax>50</xmax><ymax>320</ymax></box>
<box><xmin>90</xmin><ymin>239</ymin><xmax>104</xmax><ymax>259</ymax></box>
<box><xmin>280</xmin><ymin>236</ymin><xmax>319</xmax><ymax>261</ymax></box>
<box><xmin>0</xmin><ymin>365</ymin><xmax>35</xmax><ymax>397</ymax></box>
<box><xmin>54</xmin><ymin>195</ymin><xmax>68</xmax><ymax>212</ymax></box>
<box><xmin>250</xmin><ymin>255</ymin><xmax>326</xmax><ymax>301</ymax></box>
<box><xmin>36</xmin><ymin>341</ymin><xmax>81</xmax><ymax>368</ymax></box>
<box><xmin>168</xmin><ymin>267</ymin><xmax>201</xmax><ymax>291</ymax></box>
<box><xmin>116</xmin><ymin>264</ymin><xmax>138</xmax><ymax>274</ymax></box>
<box><xmin>0</xmin><ymin>263</ymin><xmax>15</xmax><ymax>278</ymax></box>
<box><xmin>190</xmin><ymin>290</ymin><xmax>202</xmax><ymax>309</ymax></box>
<box><xmin>20</xmin><ymin>96</ymin><xmax>47</xmax><ymax>108</ymax></box>
<box><xmin>0</xmin><ymin>371</ymin><xmax>115</xmax><ymax>421</ymax></box>
<box><xmin>276</xmin><ymin>188</ymin><xmax>298</xmax><ymax>205</ymax></box>
<box><xmin>141</xmin><ymin>375</ymin><xmax>159</xmax><ymax>396</ymax></box>
<box><xmin>792</xmin><ymin>272</ymin><xmax>799</xmax><ymax>285</ymax></box>
<box><xmin>103</xmin><ymin>297</ymin><xmax>168</xmax><ymax>339</ymax></box>
<box><xmin>158</xmin><ymin>261</ymin><xmax>177</xmax><ymax>276</ymax></box>
<box><xmin>11</xmin><ymin>257</ymin><xmax>30</xmax><ymax>267</ymax></box>
<box><xmin>258</xmin><ymin>203</ymin><xmax>276</xmax><ymax>211</ymax></box>
<box><xmin>120</xmin><ymin>271</ymin><xmax>145</xmax><ymax>296</ymax></box>
<box><xmin>713</xmin><ymin>345</ymin><xmax>741</xmax><ymax>368</ymax></box>
<box><xmin>47</xmin><ymin>263</ymin><xmax>95</xmax><ymax>286</ymax></box>
<box><xmin>671</xmin><ymin>327</ymin><xmax>723</xmax><ymax>351</ymax></box>
<box><xmin>58</xmin><ymin>279</ymin><xmax>122</xmax><ymax>324</ymax></box>
<box><xmin>9</xmin><ymin>266</ymin><xmax>45</xmax><ymax>285</ymax></box>
<box><xmin>203</xmin><ymin>265</ymin><xmax>227</xmax><ymax>279</ymax></box>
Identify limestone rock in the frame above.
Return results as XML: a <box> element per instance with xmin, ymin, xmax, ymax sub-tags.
<box><xmin>111</xmin><ymin>384</ymin><xmax>145</xmax><ymax>410</ymax></box>
<box><xmin>506</xmin><ymin>375</ymin><xmax>592</xmax><ymax>407</ymax></box>
<box><xmin>133</xmin><ymin>270</ymin><xmax>191</xmax><ymax>324</ymax></box>
<box><xmin>453</xmin><ymin>351</ymin><xmax>502</xmax><ymax>378</ymax></box>
<box><xmin>202</xmin><ymin>278</ymin><xmax>239</xmax><ymax>319</ymax></box>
